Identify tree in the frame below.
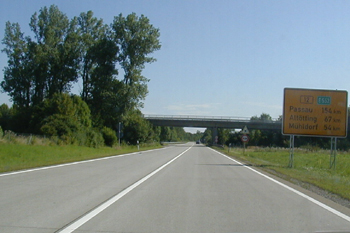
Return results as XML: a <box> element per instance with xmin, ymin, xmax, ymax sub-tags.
<box><xmin>29</xmin><ymin>5</ymin><xmax>80</xmax><ymax>100</ymax></box>
<box><xmin>250</xmin><ymin>113</ymin><xmax>270</xmax><ymax>146</ymax></box>
<box><xmin>250</xmin><ymin>129</ymin><xmax>262</xmax><ymax>146</ymax></box>
<box><xmin>0</xmin><ymin>104</ymin><xmax>12</xmax><ymax>130</ymax></box>
<box><xmin>76</xmin><ymin>11</ymin><xmax>108</xmax><ymax>101</ymax></box>
<box><xmin>1</xmin><ymin>22</ymin><xmax>33</xmax><ymax>108</ymax></box>
<box><xmin>251</xmin><ymin>113</ymin><xmax>272</xmax><ymax>122</ymax></box>
<box><xmin>249</xmin><ymin>113</ymin><xmax>286</xmax><ymax>147</ymax></box>
<box><xmin>86</xmin><ymin>37</ymin><xmax>119</xmax><ymax>128</ymax></box>
<box><xmin>1</xmin><ymin>7</ymin><xmax>162</xmax><ymax>143</ymax></box>
<box><xmin>201</xmin><ymin>129</ymin><xmax>212</xmax><ymax>145</ymax></box>
<box><xmin>122</xmin><ymin>109</ymin><xmax>154</xmax><ymax>144</ymax></box>
<box><xmin>218</xmin><ymin>128</ymin><xmax>230</xmax><ymax>145</ymax></box>
<box><xmin>1</xmin><ymin>5</ymin><xmax>80</xmax><ymax>108</ymax></box>
<box><xmin>112</xmin><ymin>13</ymin><xmax>161</xmax><ymax>112</ymax></box>
<box><xmin>160</xmin><ymin>126</ymin><xmax>172</xmax><ymax>142</ymax></box>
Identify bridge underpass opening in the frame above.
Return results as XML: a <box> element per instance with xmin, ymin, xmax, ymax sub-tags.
<box><xmin>184</xmin><ymin>127</ymin><xmax>218</xmax><ymax>145</ymax></box>
<box><xmin>184</xmin><ymin>127</ymin><xmax>205</xmax><ymax>134</ymax></box>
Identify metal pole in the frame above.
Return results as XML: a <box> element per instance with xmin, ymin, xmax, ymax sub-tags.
<box><xmin>330</xmin><ymin>137</ymin><xmax>337</xmax><ymax>169</ymax></box>
<box><xmin>118</xmin><ymin>122</ymin><xmax>121</xmax><ymax>147</ymax></box>
<box><xmin>288</xmin><ymin>135</ymin><xmax>294</xmax><ymax>168</ymax></box>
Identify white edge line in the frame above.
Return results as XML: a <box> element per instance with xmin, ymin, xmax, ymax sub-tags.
<box><xmin>58</xmin><ymin>145</ymin><xmax>192</xmax><ymax>233</ymax></box>
<box><xmin>0</xmin><ymin>147</ymin><xmax>168</xmax><ymax>177</ymax></box>
<box><xmin>207</xmin><ymin>147</ymin><xmax>350</xmax><ymax>223</ymax></box>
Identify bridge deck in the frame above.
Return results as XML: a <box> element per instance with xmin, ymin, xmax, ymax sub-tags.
<box><xmin>144</xmin><ymin>114</ymin><xmax>282</xmax><ymax>130</ymax></box>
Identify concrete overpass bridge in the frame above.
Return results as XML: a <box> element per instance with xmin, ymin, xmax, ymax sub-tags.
<box><xmin>144</xmin><ymin>114</ymin><xmax>282</xmax><ymax>143</ymax></box>
<box><xmin>144</xmin><ymin>114</ymin><xmax>350</xmax><ymax>144</ymax></box>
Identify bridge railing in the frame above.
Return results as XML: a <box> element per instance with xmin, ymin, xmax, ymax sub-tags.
<box><xmin>143</xmin><ymin>114</ymin><xmax>281</xmax><ymax>123</ymax></box>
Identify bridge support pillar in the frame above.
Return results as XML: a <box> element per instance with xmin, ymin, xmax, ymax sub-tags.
<box><xmin>211</xmin><ymin>127</ymin><xmax>218</xmax><ymax>145</ymax></box>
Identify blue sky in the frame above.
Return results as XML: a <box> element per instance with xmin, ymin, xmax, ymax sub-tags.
<box><xmin>1</xmin><ymin>0</ymin><xmax>350</xmax><ymax>127</ymax></box>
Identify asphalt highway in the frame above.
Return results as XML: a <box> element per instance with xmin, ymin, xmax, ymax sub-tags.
<box><xmin>1</xmin><ymin>143</ymin><xmax>350</xmax><ymax>232</ymax></box>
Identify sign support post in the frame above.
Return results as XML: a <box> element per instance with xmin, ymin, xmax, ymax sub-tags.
<box><xmin>288</xmin><ymin>135</ymin><xmax>295</xmax><ymax>168</ymax></box>
<box><xmin>118</xmin><ymin>122</ymin><xmax>121</xmax><ymax>147</ymax></box>
<box><xmin>241</xmin><ymin>126</ymin><xmax>250</xmax><ymax>155</ymax></box>
<box><xmin>330</xmin><ymin>137</ymin><xmax>337</xmax><ymax>169</ymax></box>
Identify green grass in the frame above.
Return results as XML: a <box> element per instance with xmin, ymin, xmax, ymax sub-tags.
<box><xmin>216</xmin><ymin>146</ymin><xmax>350</xmax><ymax>201</ymax></box>
<box><xmin>0</xmin><ymin>143</ymin><xmax>161</xmax><ymax>173</ymax></box>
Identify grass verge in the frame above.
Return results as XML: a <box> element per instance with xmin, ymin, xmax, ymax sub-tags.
<box><xmin>213</xmin><ymin>146</ymin><xmax>350</xmax><ymax>202</ymax></box>
<box><xmin>0</xmin><ymin>143</ymin><xmax>161</xmax><ymax>173</ymax></box>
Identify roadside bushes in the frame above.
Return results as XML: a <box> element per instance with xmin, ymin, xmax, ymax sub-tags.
<box><xmin>0</xmin><ymin>94</ymin><xmax>118</xmax><ymax>148</ymax></box>
<box><xmin>101</xmin><ymin>126</ymin><xmax>118</xmax><ymax>147</ymax></box>
<box><xmin>41</xmin><ymin>115</ymin><xmax>80</xmax><ymax>140</ymax></box>
<box><xmin>36</xmin><ymin>94</ymin><xmax>117</xmax><ymax>148</ymax></box>
<box><xmin>85</xmin><ymin>128</ymin><xmax>104</xmax><ymax>148</ymax></box>
<box><xmin>35</xmin><ymin>93</ymin><xmax>104</xmax><ymax>147</ymax></box>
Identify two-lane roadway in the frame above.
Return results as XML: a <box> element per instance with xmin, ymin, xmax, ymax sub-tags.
<box><xmin>1</xmin><ymin>143</ymin><xmax>350</xmax><ymax>232</ymax></box>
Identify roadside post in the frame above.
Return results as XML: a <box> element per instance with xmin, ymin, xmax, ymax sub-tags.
<box><xmin>118</xmin><ymin>122</ymin><xmax>122</xmax><ymax>147</ymax></box>
<box><xmin>288</xmin><ymin>135</ymin><xmax>295</xmax><ymax>168</ymax></box>
<box><xmin>282</xmin><ymin>88</ymin><xmax>348</xmax><ymax>169</ymax></box>
<box><xmin>330</xmin><ymin>137</ymin><xmax>337</xmax><ymax>169</ymax></box>
<box><xmin>137</xmin><ymin>140</ymin><xmax>139</xmax><ymax>151</ymax></box>
<box><xmin>241</xmin><ymin>126</ymin><xmax>250</xmax><ymax>155</ymax></box>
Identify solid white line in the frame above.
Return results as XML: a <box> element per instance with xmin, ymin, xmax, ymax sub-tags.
<box><xmin>208</xmin><ymin>147</ymin><xmax>350</xmax><ymax>223</ymax></box>
<box><xmin>0</xmin><ymin>147</ymin><xmax>167</xmax><ymax>177</ymax></box>
<box><xmin>58</xmin><ymin>145</ymin><xmax>192</xmax><ymax>233</ymax></box>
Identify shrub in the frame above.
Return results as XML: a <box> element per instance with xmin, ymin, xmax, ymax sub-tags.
<box><xmin>101</xmin><ymin>127</ymin><xmax>117</xmax><ymax>147</ymax></box>
<box><xmin>85</xmin><ymin>128</ymin><xmax>104</xmax><ymax>148</ymax></box>
<box><xmin>41</xmin><ymin>115</ymin><xmax>74</xmax><ymax>137</ymax></box>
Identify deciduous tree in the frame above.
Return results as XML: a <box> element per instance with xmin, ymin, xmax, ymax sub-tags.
<box><xmin>29</xmin><ymin>5</ymin><xmax>80</xmax><ymax>100</ymax></box>
<box><xmin>112</xmin><ymin>13</ymin><xmax>161</xmax><ymax>112</ymax></box>
<box><xmin>1</xmin><ymin>22</ymin><xmax>33</xmax><ymax>108</ymax></box>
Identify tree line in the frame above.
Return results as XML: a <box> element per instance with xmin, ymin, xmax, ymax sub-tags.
<box><xmin>0</xmin><ymin>5</ymin><xmax>202</xmax><ymax>146</ymax></box>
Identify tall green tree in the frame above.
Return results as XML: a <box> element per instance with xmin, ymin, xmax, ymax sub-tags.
<box><xmin>2</xmin><ymin>5</ymin><xmax>81</xmax><ymax>108</ymax></box>
<box><xmin>1</xmin><ymin>22</ymin><xmax>33</xmax><ymax>108</ymax></box>
<box><xmin>77</xmin><ymin>11</ymin><xmax>108</xmax><ymax>101</ymax></box>
<box><xmin>86</xmin><ymin>37</ymin><xmax>119</xmax><ymax>128</ymax></box>
<box><xmin>112</xmin><ymin>13</ymin><xmax>161</xmax><ymax>112</ymax></box>
<box><xmin>29</xmin><ymin>5</ymin><xmax>80</xmax><ymax>101</ymax></box>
